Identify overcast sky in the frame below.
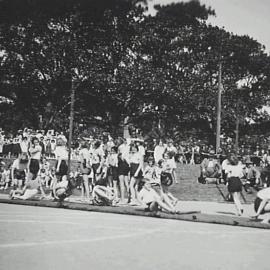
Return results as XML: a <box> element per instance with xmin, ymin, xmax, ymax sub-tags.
<box><xmin>147</xmin><ymin>0</ymin><xmax>270</xmax><ymax>52</ymax></box>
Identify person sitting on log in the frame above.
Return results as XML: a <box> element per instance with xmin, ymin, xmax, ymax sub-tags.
<box><xmin>242</xmin><ymin>157</ymin><xmax>261</xmax><ymax>193</ymax></box>
<box><xmin>198</xmin><ymin>150</ymin><xmax>221</xmax><ymax>184</ymax></box>
<box><xmin>138</xmin><ymin>179</ymin><xmax>178</xmax><ymax>214</ymax></box>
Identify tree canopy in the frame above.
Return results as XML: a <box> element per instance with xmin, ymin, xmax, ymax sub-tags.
<box><xmin>0</xmin><ymin>0</ymin><xmax>269</xmax><ymax>142</ymax></box>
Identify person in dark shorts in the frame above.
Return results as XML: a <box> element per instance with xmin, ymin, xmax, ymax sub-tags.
<box><xmin>28</xmin><ymin>137</ymin><xmax>42</xmax><ymax>180</ymax></box>
<box><xmin>11</xmin><ymin>152</ymin><xmax>29</xmax><ymax>189</ymax></box>
<box><xmin>91</xmin><ymin>140</ymin><xmax>105</xmax><ymax>184</ymax></box>
<box><xmin>118</xmin><ymin>152</ymin><xmax>130</xmax><ymax>204</ymax></box>
<box><xmin>128</xmin><ymin>144</ymin><xmax>143</xmax><ymax>206</ymax></box>
<box><xmin>79</xmin><ymin>142</ymin><xmax>92</xmax><ymax>202</ymax></box>
<box><xmin>54</xmin><ymin>138</ymin><xmax>68</xmax><ymax>180</ymax></box>
<box><xmin>226</xmin><ymin>153</ymin><xmax>244</xmax><ymax>216</ymax></box>
<box><xmin>106</xmin><ymin>146</ymin><xmax>119</xmax><ymax>202</ymax></box>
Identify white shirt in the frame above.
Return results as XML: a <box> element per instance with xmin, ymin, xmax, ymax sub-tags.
<box><xmin>118</xmin><ymin>143</ymin><xmax>129</xmax><ymax>161</ymax></box>
<box><xmin>29</xmin><ymin>145</ymin><xmax>42</xmax><ymax>160</ymax></box>
<box><xmin>222</xmin><ymin>159</ymin><xmax>230</xmax><ymax>172</ymax></box>
<box><xmin>79</xmin><ymin>148</ymin><xmax>91</xmax><ymax>162</ymax></box>
<box><xmin>138</xmin><ymin>145</ymin><xmax>145</xmax><ymax>157</ymax></box>
<box><xmin>20</xmin><ymin>141</ymin><xmax>29</xmax><ymax>153</ymax></box>
<box><xmin>54</xmin><ymin>146</ymin><xmax>68</xmax><ymax>160</ymax></box>
<box><xmin>154</xmin><ymin>145</ymin><xmax>165</xmax><ymax>162</ymax></box>
<box><xmin>227</xmin><ymin>164</ymin><xmax>244</xmax><ymax>178</ymax></box>
<box><xmin>91</xmin><ymin>147</ymin><xmax>104</xmax><ymax>164</ymax></box>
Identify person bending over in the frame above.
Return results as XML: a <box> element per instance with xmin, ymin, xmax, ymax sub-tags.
<box><xmin>92</xmin><ymin>176</ymin><xmax>115</xmax><ymax>206</ymax></box>
<box><xmin>251</xmin><ymin>187</ymin><xmax>270</xmax><ymax>224</ymax></box>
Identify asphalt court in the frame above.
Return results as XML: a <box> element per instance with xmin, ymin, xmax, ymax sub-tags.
<box><xmin>0</xmin><ymin>203</ymin><xmax>269</xmax><ymax>270</ymax></box>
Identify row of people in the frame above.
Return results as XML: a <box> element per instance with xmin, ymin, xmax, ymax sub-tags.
<box><xmin>6</xmin><ymin>138</ymin><xmax>179</xmax><ymax>213</ymax></box>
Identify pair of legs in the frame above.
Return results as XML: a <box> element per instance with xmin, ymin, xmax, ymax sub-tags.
<box><xmin>147</xmin><ymin>192</ymin><xmax>177</xmax><ymax>214</ymax></box>
<box><xmin>119</xmin><ymin>175</ymin><xmax>129</xmax><ymax>203</ymax></box>
<box><xmin>232</xmin><ymin>192</ymin><xmax>243</xmax><ymax>216</ymax></box>
<box><xmin>10</xmin><ymin>188</ymin><xmax>38</xmax><ymax>200</ymax></box>
<box><xmin>129</xmin><ymin>176</ymin><xmax>140</xmax><ymax>204</ymax></box>
<box><xmin>13</xmin><ymin>178</ymin><xmax>24</xmax><ymax>190</ymax></box>
<box><xmin>161</xmin><ymin>185</ymin><xmax>178</xmax><ymax>206</ymax></box>
<box><xmin>108</xmin><ymin>176</ymin><xmax>119</xmax><ymax>202</ymax></box>
<box><xmin>81</xmin><ymin>174</ymin><xmax>92</xmax><ymax>201</ymax></box>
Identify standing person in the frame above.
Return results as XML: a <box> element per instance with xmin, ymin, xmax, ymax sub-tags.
<box><xmin>91</xmin><ymin>140</ymin><xmax>105</xmax><ymax>184</ymax></box>
<box><xmin>54</xmin><ymin>138</ymin><xmax>68</xmax><ymax>183</ymax></box>
<box><xmin>28</xmin><ymin>137</ymin><xmax>42</xmax><ymax>180</ymax></box>
<box><xmin>45</xmin><ymin>138</ymin><xmax>52</xmax><ymax>158</ymax></box>
<box><xmin>154</xmin><ymin>140</ymin><xmax>165</xmax><ymax>163</ymax></box>
<box><xmin>11</xmin><ymin>153</ymin><xmax>29</xmax><ymax>190</ymax></box>
<box><xmin>20</xmin><ymin>137</ymin><xmax>29</xmax><ymax>154</ymax></box>
<box><xmin>118</xmin><ymin>138</ymin><xmax>129</xmax><ymax>161</ymax></box>
<box><xmin>137</xmin><ymin>140</ymin><xmax>145</xmax><ymax>161</ymax></box>
<box><xmin>226</xmin><ymin>153</ymin><xmax>244</xmax><ymax>216</ymax></box>
<box><xmin>165</xmin><ymin>139</ymin><xmax>178</xmax><ymax>184</ymax></box>
<box><xmin>39</xmin><ymin>136</ymin><xmax>46</xmax><ymax>156</ymax></box>
<box><xmin>128</xmin><ymin>144</ymin><xmax>143</xmax><ymax>206</ymax></box>
<box><xmin>50</xmin><ymin>138</ymin><xmax>56</xmax><ymax>158</ymax></box>
<box><xmin>106</xmin><ymin>146</ymin><xmax>119</xmax><ymax>202</ymax></box>
<box><xmin>118</xmin><ymin>151</ymin><xmax>130</xmax><ymax>205</ymax></box>
<box><xmin>79</xmin><ymin>142</ymin><xmax>92</xmax><ymax>202</ymax></box>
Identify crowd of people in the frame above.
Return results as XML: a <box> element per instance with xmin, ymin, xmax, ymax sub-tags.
<box><xmin>0</xmin><ymin>134</ymin><xmax>181</xmax><ymax>214</ymax></box>
<box><xmin>0</xmin><ymin>127</ymin><xmax>270</xmax><ymax>221</ymax></box>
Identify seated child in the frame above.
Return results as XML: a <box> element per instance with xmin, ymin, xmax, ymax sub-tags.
<box><xmin>10</xmin><ymin>176</ymin><xmax>45</xmax><ymax>200</ymax></box>
<box><xmin>138</xmin><ymin>181</ymin><xmax>178</xmax><ymax>214</ymax></box>
<box><xmin>92</xmin><ymin>177</ymin><xmax>115</xmax><ymax>206</ymax></box>
<box><xmin>52</xmin><ymin>175</ymin><xmax>70</xmax><ymax>201</ymax></box>
<box><xmin>199</xmin><ymin>150</ymin><xmax>221</xmax><ymax>183</ymax></box>
<box><xmin>158</xmin><ymin>158</ymin><xmax>179</xmax><ymax>206</ymax></box>
<box><xmin>242</xmin><ymin>158</ymin><xmax>261</xmax><ymax>193</ymax></box>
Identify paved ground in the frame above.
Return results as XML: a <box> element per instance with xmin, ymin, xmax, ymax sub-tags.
<box><xmin>0</xmin><ymin>203</ymin><xmax>269</xmax><ymax>270</ymax></box>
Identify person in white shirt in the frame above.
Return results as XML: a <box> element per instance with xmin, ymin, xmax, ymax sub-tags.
<box><xmin>118</xmin><ymin>138</ymin><xmax>129</xmax><ymax>161</ymax></box>
<box><xmin>106</xmin><ymin>146</ymin><xmax>119</xmax><ymax>202</ymax></box>
<box><xmin>54</xmin><ymin>138</ymin><xmax>68</xmax><ymax>179</ymax></box>
<box><xmin>20</xmin><ymin>137</ymin><xmax>29</xmax><ymax>153</ymax></box>
<box><xmin>154</xmin><ymin>140</ymin><xmax>165</xmax><ymax>163</ymax></box>
<box><xmin>28</xmin><ymin>137</ymin><xmax>42</xmax><ymax>180</ymax></box>
<box><xmin>79</xmin><ymin>142</ymin><xmax>92</xmax><ymax>201</ymax></box>
<box><xmin>91</xmin><ymin>140</ymin><xmax>105</xmax><ymax>183</ymax></box>
<box><xmin>165</xmin><ymin>139</ymin><xmax>178</xmax><ymax>184</ymax></box>
<box><xmin>252</xmin><ymin>187</ymin><xmax>270</xmax><ymax>223</ymax></box>
<box><xmin>11</xmin><ymin>152</ymin><xmax>29</xmax><ymax>189</ymax></box>
<box><xmin>226</xmin><ymin>153</ymin><xmax>244</xmax><ymax>216</ymax></box>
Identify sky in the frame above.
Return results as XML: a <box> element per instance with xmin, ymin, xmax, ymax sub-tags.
<box><xmin>147</xmin><ymin>0</ymin><xmax>270</xmax><ymax>52</ymax></box>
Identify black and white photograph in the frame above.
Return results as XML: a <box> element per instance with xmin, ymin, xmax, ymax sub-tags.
<box><xmin>0</xmin><ymin>0</ymin><xmax>270</xmax><ymax>269</ymax></box>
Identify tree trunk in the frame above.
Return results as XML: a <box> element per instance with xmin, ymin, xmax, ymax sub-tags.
<box><xmin>67</xmin><ymin>76</ymin><xmax>76</xmax><ymax>176</ymax></box>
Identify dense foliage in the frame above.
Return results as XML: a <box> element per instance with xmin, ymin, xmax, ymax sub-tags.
<box><xmin>0</xmin><ymin>0</ymin><xmax>269</xmax><ymax>142</ymax></box>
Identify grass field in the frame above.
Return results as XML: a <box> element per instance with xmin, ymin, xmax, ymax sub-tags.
<box><xmin>0</xmin><ymin>203</ymin><xmax>269</xmax><ymax>270</ymax></box>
